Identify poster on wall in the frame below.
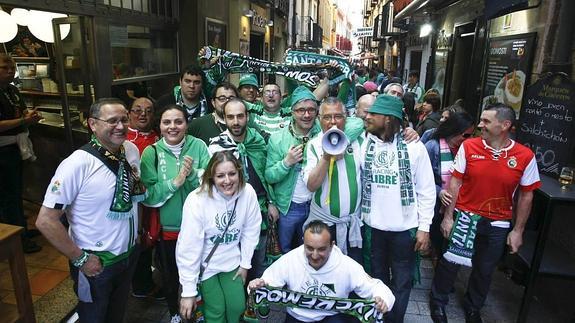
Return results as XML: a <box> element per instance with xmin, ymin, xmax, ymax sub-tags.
<box><xmin>481</xmin><ymin>33</ymin><xmax>536</xmax><ymax>118</ymax></box>
<box><xmin>432</xmin><ymin>49</ymin><xmax>448</xmax><ymax>100</ymax></box>
<box><xmin>2</xmin><ymin>26</ymin><xmax>49</xmax><ymax>59</ymax></box>
<box><xmin>205</xmin><ymin>18</ymin><xmax>227</xmax><ymax>50</ymax></box>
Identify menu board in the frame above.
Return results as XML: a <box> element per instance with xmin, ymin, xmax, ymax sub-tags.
<box><xmin>516</xmin><ymin>73</ymin><xmax>574</xmax><ymax>177</ymax></box>
<box><xmin>481</xmin><ymin>33</ymin><xmax>536</xmax><ymax>118</ymax></box>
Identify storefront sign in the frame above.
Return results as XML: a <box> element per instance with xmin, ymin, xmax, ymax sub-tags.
<box><xmin>480</xmin><ymin>33</ymin><xmax>536</xmax><ymax>118</ymax></box>
<box><xmin>516</xmin><ymin>73</ymin><xmax>573</xmax><ymax>178</ymax></box>
<box><xmin>251</xmin><ymin>5</ymin><xmax>267</xmax><ymax>34</ymax></box>
<box><xmin>352</xmin><ymin>27</ymin><xmax>373</xmax><ymax>38</ymax></box>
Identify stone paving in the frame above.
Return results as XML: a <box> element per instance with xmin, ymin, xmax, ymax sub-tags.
<box><xmin>123</xmin><ymin>257</ymin><xmax>573</xmax><ymax>322</ymax></box>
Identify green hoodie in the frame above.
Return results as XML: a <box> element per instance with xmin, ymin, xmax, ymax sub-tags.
<box><xmin>140</xmin><ymin>135</ymin><xmax>210</xmax><ymax>231</ymax></box>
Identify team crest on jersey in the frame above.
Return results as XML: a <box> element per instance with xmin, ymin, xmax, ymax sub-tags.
<box><xmin>302</xmin><ymin>279</ymin><xmax>336</xmax><ymax>296</ymax></box>
<box><xmin>50</xmin><ymin>180</ymin><xmax>61</xmax><ymax>194</ymax></box>
<box><xmin>215</xmin><ymin>210</ymin><xmax>237</xmax><ymax>231</ymax></box>
<box><xmin>374</xmin><ymin>150</ymin><xmax>396</xmax><ymax>168</ymax></box>
<box><xmin>507</xmin><ymin>157</ymin><xmax>517</xmax><ymax>168</ymax></box>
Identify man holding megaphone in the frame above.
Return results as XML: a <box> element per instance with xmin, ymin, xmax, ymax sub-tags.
<box><xmin>303</xmin><ymin>97</ymin><xmax>366</xmax><ymax>263</ymax></box>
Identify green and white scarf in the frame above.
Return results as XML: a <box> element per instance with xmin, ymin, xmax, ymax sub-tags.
<box><xmin>246</xmin><ymin>286</ymin><xmax>384</xmax><ymax>323</ymax></box>
<box><xmin>361</xmin><ymin>133</ymin><xmax>415</xmax><ymax>216</ymax></box>
<box><xmin>443</xmin><ymin>209</ymin><xmax>481</xmax><ymax>267</ymax></box>
<box><xmin>81</xmin><ymin>136</ymin><xmax>146</xmax><ymax>220</ymax></box>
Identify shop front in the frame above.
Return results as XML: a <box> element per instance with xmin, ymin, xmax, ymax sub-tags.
<box><xmin>0</xmin><ymin>1</ymin><xmax>179</xmax><ymax>203</ymax></box>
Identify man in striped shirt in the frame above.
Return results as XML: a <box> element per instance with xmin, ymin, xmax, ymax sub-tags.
<box><xmin>247</xmin><ymin>83</ymin><xmax>291</xmax><ymax>139</ymax></box>
<box><xmin>303</xmin><ymin>97</ymin><xmax>365</xmax><ymax>263</ymax></box>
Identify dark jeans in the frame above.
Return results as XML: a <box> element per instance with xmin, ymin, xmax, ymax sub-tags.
<box><xmin>279</xmin><ymin>201</ymin><xmax>310</xmax><ymax>253</ymax></box>
<box><xmin>132</xmin><ymin>243</ymin><xmax>154</xmax><ymax>294</ymax></box>
<box><xmin>157</xmin><ymin>238</ymin><xmax>180</xmax><ymax>316</ymax></box>
<box><xmin>430</xmin><ymin>218</ymin><xmax>509</xmax><ymax>312</ymax></box>
<box><xmin>0</xmin><ymin>145</ymin><xmax>26</xmax><ymax>232</ymax></box>
<box><xmin>248</xmin><ymin>230</ymin><xmax>268</xmax><ymax>283</ymax></box>
<box><xmin>69</xmin><ymin>250</ymin><xmax>138</xmax><ymax>323</ymax></box>
<box><xmin>327</xmin><ymin>225</ymin><xmax>363</xmax><ymax>265</ymax></box>
<box><xmin>285</xmin><ymin>313</ymin><xmax>360</xmax><ymax>323</ymax></box>
<box><xmin>369</xmin><ymin>227</ymin><xmax>416</xmax><ymax>323</ymax></box>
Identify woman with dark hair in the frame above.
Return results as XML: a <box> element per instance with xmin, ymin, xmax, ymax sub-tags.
<box><xmin>416</xmin><ymin>94</ymin><xmax>442</xmax><ymax>135</ymax></box>
<box><xmin>177</xmin><ymin>151</ymin><xmax>261</xmax><ymax>322</ymax></box>
<box><xmin>421</xmin><ymin>104</ymin><xmax>466</xmax><ymax>143</ymax></box>
<box><xmin>402</xmin><ymin>91</ymin><xmax>418</xmax><ymax>127</ymax></box>
<box><xmin>424</xmin><ymin>111</ymin><xmax>475</xmax><ymax>261</ymax></box>
<box><xmin>140</xmin><ymin>104</ymin><xmax>211</xmax><ymax>323</ymax></box>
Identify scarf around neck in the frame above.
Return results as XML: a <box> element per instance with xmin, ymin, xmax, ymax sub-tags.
<box><xmin>361</xmin><ymin>132</ymin><xmax>415</xmax><ymax>217</ymax></box>
<box><xmin>81</xmin><ymin>136</ymin><xmax>146</xmax><ymax>220</ymax></box>
<box><xmin>439</xmin><ymin>138</ymin><xmax>454</xmax><ymax>190</ymax></box>
<box><xmin>174</xmin><ymin>85</ymin><xmax>207</xmax><ymax>121</ymax></box>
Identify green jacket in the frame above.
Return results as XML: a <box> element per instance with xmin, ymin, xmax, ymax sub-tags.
<box><xmin>265</xmin><ymin>122</ymin><xmax>322</xmax><ymax>214</ymax></box>
<box><xmin>140</xmin><ymin>136</ymin><xmax>210</xmax><ymax>231</ymax></box>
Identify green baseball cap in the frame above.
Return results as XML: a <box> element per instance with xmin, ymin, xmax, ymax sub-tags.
<box><xmin>239</xmin><ymin>74</ymin><xmax>259</xmax><ymax>89</ymax></box>
<box><xmin>368</xmin><ymin>94</ymin><xmax>404</xmax><ymax>120</ymax></box>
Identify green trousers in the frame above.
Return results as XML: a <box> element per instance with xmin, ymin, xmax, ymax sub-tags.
<box><xmin>199</xmin><ymin>268</ymin><xmax>245</xmax><ymax>323</ymax></box>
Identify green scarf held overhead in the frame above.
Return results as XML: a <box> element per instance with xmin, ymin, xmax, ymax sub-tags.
<box><xmin>245</xmin><ymin>286</ymin><xmax>384</xmax><ymax>323</ymax></box>
<box><xmin>81</xmin><ymin>136</ymin><xmax>146</xmax><ymax>220</ymax></box>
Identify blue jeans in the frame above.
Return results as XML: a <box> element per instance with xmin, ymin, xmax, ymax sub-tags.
<box><xmin>70</xmin><ymin>250</ymin><xmax>138</xmax><ymax>323</ymax></box>
<box><xmin>279</xmin><ymin>201</ymin><xmax>310</xmax><ymax>253</ymax></box>
<box><xmin>430</xmin><ymin>217</ymin><xmax>509</xmax><ymax>312</ymax></box>
<box><xmin>369</xmin><ymin>227</ymin><xmax>416</xmax><ymax>323</ymax></box>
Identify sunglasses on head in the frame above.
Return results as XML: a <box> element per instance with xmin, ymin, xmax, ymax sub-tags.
<box><xmin>462</xmin><ymin>133</ymin><xmax>473</xmax><ymax>138</ymax></box>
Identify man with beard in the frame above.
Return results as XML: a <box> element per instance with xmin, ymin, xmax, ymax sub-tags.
<box><xmin>188</xmin><ymin>82</ymin><xmax>238</xmax><ymax>144</ymax></box>
<box><xmin>265</xmin><ymin>86</ymin><xmax>322</xmax><ymax>253</ymax></box>
<box><xmin>157</xmin><ymin>65</ymin><xmax>211</xmax><ymax>122</ymax></box>
<box><xmin>303</xmin><ymin>97</ymin><xmax>365</xmax><ymax>262</ymax></box>
<box><xmin>36</xmin><ymin>98</ymin><xmax>143</xmax><ymax>322</ymax></box>
<box><xmin>126</xmin><ymin>97</ymin><xmax>164</xmax><ymax>301</ymax></box>
<box><xmin>361</xmin><ymin>94</ymin><xmax>435</xmax><ymax>323</ymax></box>
<box><xmin>0</xmin><ymin>54</ymin><xmax>43</xmax><ymax>253</ymax></box>
<box><xmin>208</xmin><ymin>99</ymin><xmax>278</xmax><ymax>281</ymax></box>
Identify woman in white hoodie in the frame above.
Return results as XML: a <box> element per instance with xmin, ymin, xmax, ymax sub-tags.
<box><xmin>177</xmin><ymin>150</ymin><xmax>261</xmax><ymax>322</ymax></box>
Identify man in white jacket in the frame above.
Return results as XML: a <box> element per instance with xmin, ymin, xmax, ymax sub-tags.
<box><xmin>248</xmin><ymin>220</ymin><xmax>395</xmax><ymax>322</ymax></box>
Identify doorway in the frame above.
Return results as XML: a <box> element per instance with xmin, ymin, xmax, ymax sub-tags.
<box><xmin>250</xmin><ymin>32</ymin><xmax>264</xmax><ymax>86</ymax></box>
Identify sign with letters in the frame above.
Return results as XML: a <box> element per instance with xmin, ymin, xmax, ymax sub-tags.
<box><xmin>353</xmin><ymin>27</ymin><xmax>373</xmax><ymax>38</ymax></box>
<box><xmin>516</xmin><ymin>73</ymin><xmax>574</xmax><ymax>177</ymax></box>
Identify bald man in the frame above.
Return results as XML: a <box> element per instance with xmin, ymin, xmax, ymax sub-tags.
<box><xmin>355</xmin><ymin>94</ymin><xmax>377</xmax><ymax>127</ymax></box>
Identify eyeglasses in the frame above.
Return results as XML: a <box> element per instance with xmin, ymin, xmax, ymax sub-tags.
<box><xmin>130</xmin><ymin>108</ymin><xmax>152</xmax><ymax>115</ymax></box>
<box><xmin>215</xmin><ymin>95</ymin><xmax>236</xmax><ymax>102</ymax></box>
<box><xmin>263</xmin><ymin>90</ymin><xmax>280</xmax><ymax>96</ymax></box>
<box><xmin>293</xmin><ymin>107</ymin><xmax>318</xmax><ymax>115</ymax></box>
<box><xmin>320</xmin><ymin>114</ymin><xmax>345</xmax><ymax>122</ymax></box>
<box><xmin>92</xmin><ymin>117</ymin><xmax>129</xmax><ymax>126</ymax></box>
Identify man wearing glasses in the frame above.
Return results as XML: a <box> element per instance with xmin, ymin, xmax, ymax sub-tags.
<box><xmin>188</xmin><ymin>82</ymin><xmax>238</xmax><ymax>144</ymax></box>
<box><xmin>246</xmin><ymin>83</ymin><xmax>292</xmax><ymax>139</ymax></box>
<box><xmin>37</xmin><ymin>98</ymin><xmax>143</xmax><ymax>323</ymax></box>
<box><xmin>303</xmin><ymin>97</ymin><xmax>366</xmax><ymax>262</ymax></box>
<box><xmin>265</xmin><ymin>86</ymin><xmax>322</xmax><ymax>253</ymax></box>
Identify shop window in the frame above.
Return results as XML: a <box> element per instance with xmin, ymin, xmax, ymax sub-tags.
<box><xmin>110</xmin><ymin>24</ymin><xmax>177</xmax><ymax>80</ymax></box>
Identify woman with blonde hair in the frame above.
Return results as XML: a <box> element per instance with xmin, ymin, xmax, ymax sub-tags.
<box><xmin>177</xmin><ymin>151</ymin><xmax>261</xmax><ymax>323</ymax></box>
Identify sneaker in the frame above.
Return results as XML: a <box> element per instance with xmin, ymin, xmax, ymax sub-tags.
<box><xmin>170</xmin><ymin>314</ymin><xmax>182</xmax><ymax>323</ymax></box>
<box><xmin>429</xmin><ymin>300</ymin><xmax>448</xmax><ymax>323</ymax></box>
<box><xmin>465</xmin><ymin>310</ymin><xmax>483</xmax><ymax>323</ymax></box>
<box><xmin>23</xmin><ymin>239</ymin><xmax>42</xmax><ymax>253</ymax></box>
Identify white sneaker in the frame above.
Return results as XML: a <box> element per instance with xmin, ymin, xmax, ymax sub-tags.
<box><xmin>170</xmin><ymin>314</ymin><xmax>182</xmax><ymax>323</ymax></box>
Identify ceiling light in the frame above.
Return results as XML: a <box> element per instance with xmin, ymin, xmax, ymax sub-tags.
<box><xmin>267</xmin><ymin>20</ymin><xmax>274</xmax><ymax>27</ymax></box>
<box><xmin>420</xmin><ymin>23</ymin><xmax>432</xmax><ymax>38</ymax></box>
<box><xmin>10</xmin><ymin>8</ymin><xmax>30</xmax><ymax>26</ymax></box>
<box><xmin>243</xmin><ymin>9</ymin><xmax>254</xmax><ymax>18</ymax></box>
<box><xmin>0</xmin><ymin>10</ymin><xmax>18</xmax><ymax>42</ymax></box>
<box><xmin>27</xmin><ymin>10</ymin><xmax>70</xmax><ymax>43</ymax></box>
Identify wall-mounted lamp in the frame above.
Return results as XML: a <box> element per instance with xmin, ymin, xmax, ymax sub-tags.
<box><xmin>243</xmin><ymin>9</ymin><xmax>254</xmax><ymax>18</ymax></box>
<box><xmin>267</xmin><ymin>20</ymin><xmax>274</xmax><ymax>27</ymax></box>
<box><xmin>420</xmin><ymin>23</ymin><xmax>432</xmax><ymax>38</ymax></box>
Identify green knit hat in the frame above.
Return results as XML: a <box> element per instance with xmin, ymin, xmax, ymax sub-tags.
<box><xmin>291</xmin><ymin>85</ymin><xmax>316</xmax><ymax>105</ymax></box>
<box><xmin>239</xmin><ymin>74</ymin><xmax>259</xmax><ymax>88</ymax></box>
<box><xmin>369</xmin><ymin>94</ymin><xmax>404</xmax><ymax>120</ymax></box>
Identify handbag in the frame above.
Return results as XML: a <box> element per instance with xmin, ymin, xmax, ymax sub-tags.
<box><xmin>191</xmin><ymin>199</ymin><xmax>239</xmax><ymax>323</ymax></box>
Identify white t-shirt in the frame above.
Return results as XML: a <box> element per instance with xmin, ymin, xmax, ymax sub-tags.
<box><xmin>42</xmin><ymin>141</ymin><xmax>140</xmax><ymax>257</ymax></box>
<box><xmin>360</xmin><ymin>133</ymin><xmax>436</xmax><ymax>232</ymax></box>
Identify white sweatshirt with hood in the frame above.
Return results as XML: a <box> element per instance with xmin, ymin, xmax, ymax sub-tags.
<box><xmin>261</xmin><ymin>244</ymin><xmax>395</xmax><ymax>322</ymax></box>
<box><xmin>177</xmin><ymin>183</ymin><xmax>262</xmax><ymax>297</ymax></box>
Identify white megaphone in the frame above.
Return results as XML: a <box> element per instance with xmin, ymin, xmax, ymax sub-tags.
<box><xmin>322</xmin><ymin>126</ymin><xmax>349</xmax><ymax>155</ymax></box>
